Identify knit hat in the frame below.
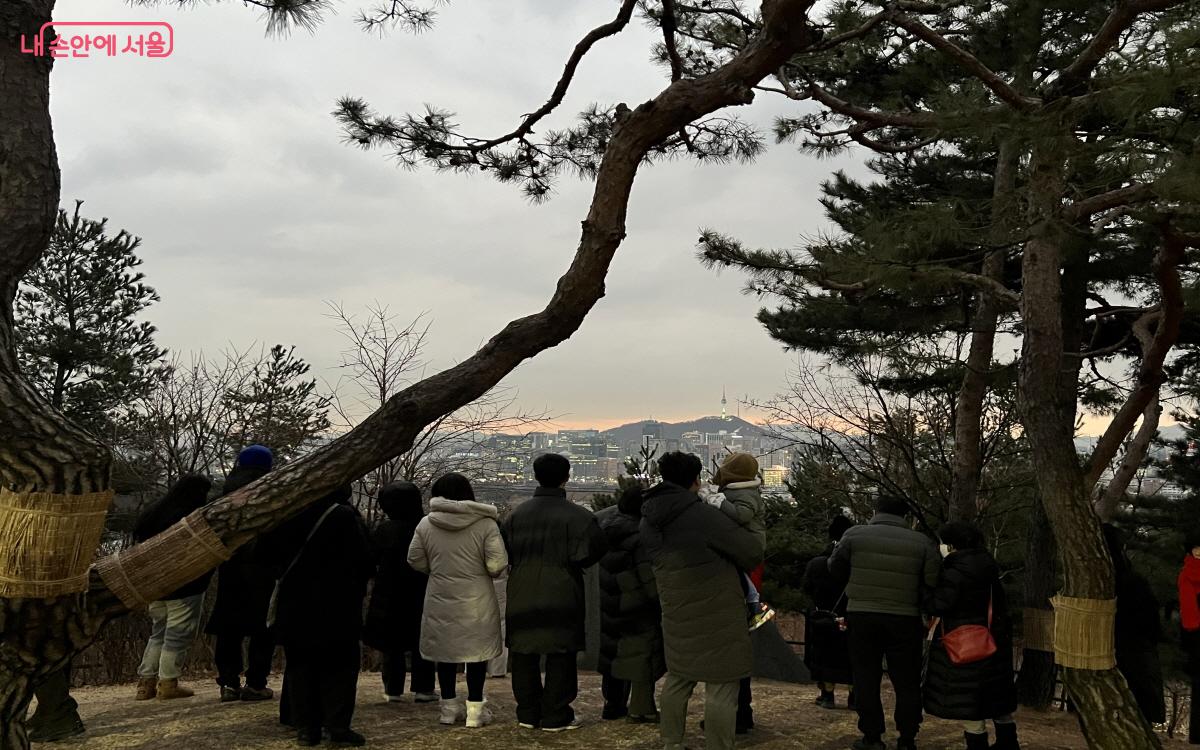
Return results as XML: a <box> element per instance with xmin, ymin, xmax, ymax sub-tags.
<box><xmin>713</xmin><ymin>452</ymin><xmax>759</xmax><ymax>489</ymax></box>
<box><xmin>236</xmin><ymin>444</ymin><xmax>274</xmax><ymax>470</ymax></box>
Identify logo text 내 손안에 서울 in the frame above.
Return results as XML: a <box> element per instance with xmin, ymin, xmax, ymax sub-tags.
<box><xmin>21</xmin><ymin>21</ymin><xmax>174</xmax><ymax>59</ymax></box>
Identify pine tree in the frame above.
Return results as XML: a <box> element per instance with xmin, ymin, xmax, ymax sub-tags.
<box><xmin>14</xmin><ymin>201</ymin><xmax>164</xmax><ymax>436</ymax></box>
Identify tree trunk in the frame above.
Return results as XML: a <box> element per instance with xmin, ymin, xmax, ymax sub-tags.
<box><xmin>0</xmin><ymin>4</ymin><xmax>118</xmax><ymax>749</ymax></box>
<box><xmin>0</xmin><ymin>3</ymin><xmax>820</xmax><ymax>748</ymax></box>
<box><xmin>1016</xmin><ymin>133</ymin><xmax>1161</xmax><ymax>749</ymax></box>
<box><xmin>949</xmin><ymin>136</ymin><xmax>1018</xmax><ymax>521</ymax></box>
<box><xmin>1017</xmin><ymin>498</ymin><xmax>1059</xmax><ymax>709</ymax></box>
<box><xmin>1096</xmin><ymin>393</ymin><xmax>1160</xmax><ymax>522</ymax></box>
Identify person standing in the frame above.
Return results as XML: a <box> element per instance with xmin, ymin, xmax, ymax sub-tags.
<box><xmin>640</xmin><ymin>452</ymin><xmax>763</xmax><ymax>750</ymax></box>
<box><xmin>408</xmin><ymin>472</ymin><xmax>508</xmax><ymax>728</ymax></box>
<box><xmin>803</xmin><ymin>515</ymin><xmax>855</xmax><ymax>710</ymax></box>
<box><xmin>923</xmin><ymin>522</ymin><xmax>1019</xmax><ymax>750</ymax></box>
<box><xmin>205</xmin><ymin>445</ymin><xmax>278</xmax><ymax>702</ymax></box>
<box><xmin>1177</xmin><ymin>531</ymin><xmax>1200</xmax><ymax>744</ymax></box>
<box><xmin>828</xmin><ymin>495</ymin><xmax>939</xmax><ymax>750</ymax></box>
<box><xmin>1103</xmin><ymin>524</ymin><xmax>1165</xmax><ymax>726</ymax></box>
<box><xmin>364</xmin><ymin>481</ymin><xmax>437</xmax><ymax>704</ymax></box>
<box><xmin>502</xmin><ymin>453</ymin><xmax>607</xmax><ymax>732</ymax></box>
<box><xmin>132</xmin><ymin>474</ymin><xmax>215</xmax><ymax>701</ymax></box>
<box><xmin>266</xmin><ymin>484</ymin><xmax>374</xmax><ymax>747</ymax></box>
<box><xmin>596</xmin><ymin>485</ymin><xmax>665</xmax><ymax>723</ymax></box>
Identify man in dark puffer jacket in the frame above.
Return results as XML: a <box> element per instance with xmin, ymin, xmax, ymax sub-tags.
<box><xmin>829</xmin><ymin>495</ymin><xmax>939</xmax><ymax>750</ymax></box>
<box><xmin>503</xmin><ymin>453</ymin><xmax>607</xmax><ymax>731</ymax></box>
<box><xmin>641</xmin><ymin>452</ymin><xmax>763</xmax><ymax>750</ymax></box>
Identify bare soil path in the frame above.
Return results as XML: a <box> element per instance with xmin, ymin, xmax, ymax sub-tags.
<box><xmin>46</xmin><ymin>673</ymin><xmax>1185</xmax><ymax>749</ymax></box>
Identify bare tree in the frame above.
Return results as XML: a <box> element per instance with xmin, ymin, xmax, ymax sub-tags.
<box><xmin>325</xmin><ymin>302</ymin><xmax>551</xmax><ymax>522</ymax></box>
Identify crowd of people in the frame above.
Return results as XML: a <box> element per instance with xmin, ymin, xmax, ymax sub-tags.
<box><xmin>24</xmin><ymin>444</ymin><xmax>1200</xmax><ymax>750</ymax></box>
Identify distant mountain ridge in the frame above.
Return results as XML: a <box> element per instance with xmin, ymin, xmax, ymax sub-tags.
<box><xmin>601</xmin><ymin>416</ymin><xmax>766</xmax><ymax>446</ymax></box>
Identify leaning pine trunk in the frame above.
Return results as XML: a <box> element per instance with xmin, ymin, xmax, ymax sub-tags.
<box><xmin>1016</xmin><ymin>133</ymin><xmax>1162</xmax><ymax>749</ymax></box>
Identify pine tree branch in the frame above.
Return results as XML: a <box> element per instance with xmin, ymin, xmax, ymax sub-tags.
<box><xmin>891</xmin><ymin>13</ymin><xmax>1040</xmax><ymax>112</ymax></box>
<box><xmin>661</xmin><ymin>0</ymin><xmax>685</xmax><ymax>82</ymax></box>
<box><xmin>848</xmin><ymin>124</ymin><xmax>938</xmax><ymax>153</ymax></box>
<box><xmin>1050</xmin><ymin>0</ymin><xmax>1190</xmax><ymax>98</ymax></box>
<box><xmin>1063</xmin><ymin>182</ymin><xmax>1156</xmax><ymax>222</ymax></box>
<box><xmin>1084</xmin><ymin>226</ymin><xmax>1187</xmax><ymax>490</ymax></box>
<box><xmin>474</xmin><ymin>0</ymin><xmax>639</xmax><ymax>150</ymax></box>
<box><xmin>810</xmin><ymin>7</ymin><xmax>895</xmax><ymax>51</ymax></box>
<box><xmin>806</xmin><ymin>82</ymin><xmax>939</xmax><ymax>128</ymax></box>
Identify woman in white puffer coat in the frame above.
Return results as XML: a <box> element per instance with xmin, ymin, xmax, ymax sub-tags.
<box><xmin>407</xmin><ymin>473</ymin><xmax>508</xmax><ymax>728</ymax></box>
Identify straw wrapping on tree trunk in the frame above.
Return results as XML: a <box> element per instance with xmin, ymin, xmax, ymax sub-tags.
<box><xmin>0</xmin><ymin>489</ymin><xmax>112</xmax><ymax>598</ymax></box>
<box><xmin>1050</xmin><ymin>595</ymin><xmax>1116</xmax><ymax>670</ymax></box>
<box><xmin>94</xmin><ymin>512</ymin><xmax>231</xmax><ymax>609</ymax></box>
<box><xmin>1023</xmin><ymin>606</ymin><xmax>1056</xmax><ymax>653</ymax></box>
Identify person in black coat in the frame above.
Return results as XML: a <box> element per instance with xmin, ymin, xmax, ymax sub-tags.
<box><xmin>132</xmin><ymin>474</ymin><xmax>214</xmax><ymax>701</ymax></box>
<box><xmin>923</xmin><ymin>521</ymin><xmax>1019</xmax><ymax>750</ymax></box>
<box><xmin>1103</xmin><ymin>524</ymin><xmax>1166</xmax><ymax>725</ymax></box>
<box><xmin>262</xmin><ymin>484</ymin><xmax>374</xmax><ymax>747</ymax></box>
<box><xmin>363</xmin><ymin>481</ymin><xmax>437</xmax><ymax>703</ymax></box>
<box><xmin>501</xmin><ymin>453</ymin><xmax>607</xmax><ymax>731</ymax></box>
<box><xmin>802</xmin><ymin>515</ymin><xmax>855</xmax><ymax>710</ymax></box>
<box><xmin>596</xmin><ymin>484</ymin><xmax>665</xmax><ymax>723</ymax></box>
<box><xmin>205</xmin><ymin>445</ymin><xmax>279</xmax><ymax>702</ymax></box>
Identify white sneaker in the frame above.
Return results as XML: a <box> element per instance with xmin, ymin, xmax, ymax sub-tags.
<box><xmin>383</xmin><ymin>693</ymin><xmax>404</xmax><ymax>703</ymax></box>
<box><xmin>542</xmin><ymin>718</ymin><xmax>583</xmax><ymax>732</ymax></box>
<box><xmin>439</xmin><ymin>698</ymin><xmax>466</xmax><ymax>725</ymax></box>
<box><xmin>466</xmin><ymin>700</ymin><xmax>493</xmax><ymax>728</ymax></box>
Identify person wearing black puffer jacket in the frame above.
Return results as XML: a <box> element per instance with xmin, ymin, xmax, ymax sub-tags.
<box><xmin>923</xmin><ymin>521</ymin><xmax>1019</xmax><ymax>750</ymax></box>
<box><xmin>205</xmin><ymin>445</ymin><xmax>279</xmax><ymax>703</ymax></box>
<box><xmin>596</xmin><ymin>484</ymin><xmax>665</xmax><ymax>723</ymax></box>
<box><xmin>364</xmin><ymin>481</ymin><xmax>437</xmax><ymax>704</ymax></box>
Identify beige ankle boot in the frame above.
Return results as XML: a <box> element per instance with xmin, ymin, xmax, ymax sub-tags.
<box><xmin>135</xmin><ymin>677</ymin><xmax>157</xmax><ymax>701</ymax></box>
<box><xmin>156</xmin><ymin>678</ymin><xmax>194</xmax><ymax>699</ymax></box>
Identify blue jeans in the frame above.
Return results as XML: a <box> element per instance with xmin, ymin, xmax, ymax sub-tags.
<box><xmin>138</xmin><ymin>594</ymin><xmax>204</xmax><ymax>679</ymax></box>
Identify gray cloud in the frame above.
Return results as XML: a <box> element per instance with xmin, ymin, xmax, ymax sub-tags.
<box><xmin>52</xmin><ymin>0</ymin><xmax>864</xmax><ymax>427</ymax></box>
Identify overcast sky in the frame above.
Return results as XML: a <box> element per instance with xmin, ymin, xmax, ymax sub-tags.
<box><xmin>50</xmin><ymin>0</ymin><xmax>868</xmax><ymax>430</ymax></box>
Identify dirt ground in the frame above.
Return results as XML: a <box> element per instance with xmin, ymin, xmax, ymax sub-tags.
<box><xmin>47</xmin><ymin>672</ymin><xmax>1187</xmax><ymax>750</ymax></box>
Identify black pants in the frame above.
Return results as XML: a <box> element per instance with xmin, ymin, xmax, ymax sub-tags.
<box><xmin>737</xmin><ymin>677</ymin><xmax>754</xmax><ymax>729</ymax></box>
<box><xmin>382</xmin><ymin>650</ymin><xmax>435</xmax><ymax>696</ymax></box>
<box><xmin>511</xmin><ymin>651</ymin><xmax>578</xmax><ymax>728</ymax></box>
<box><xmin>215</xmin><ymin>631</ymin><xmax>276</xmax><ymax>689</ymax></box>
<box><xmin>847</xmin><ymin>613</ymin><xmax>925</xmax><ymax>742</ymax></box>
<box><xmin>601</xmin><ymin>672</ymin><xmax>630</xmax><ymax>719</ymax></box>
<box><xmin>436</xmin><ymin>661</ymin><xmax>487</xmax><ymax>701</ymax></box>
<box><xmin>283</xmin><ymin>640</ymin><xmax>361</xmax><ymax>734</ymax></box>
<box><xmin>32</xmin><ymin>665</ymin><xmax>79</xmax><ymax>721</ymax></box>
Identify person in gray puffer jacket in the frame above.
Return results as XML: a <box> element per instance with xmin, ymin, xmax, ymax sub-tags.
<box><xmin>828</xmin><ymin>495</ymin><xmax>939</xmax><ymax>750</ymax></box>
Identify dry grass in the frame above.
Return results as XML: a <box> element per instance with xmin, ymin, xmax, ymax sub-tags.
<box><xmin>47</xmin><ymin>672</ymin><xmax>1189</xmax><ymax>750</ymax></box>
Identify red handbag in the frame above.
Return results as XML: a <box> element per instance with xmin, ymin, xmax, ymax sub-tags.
<box><xmin>939</xmin><ymin>592</ymin><xmax>997</xmax><ymax>665</ymax></box>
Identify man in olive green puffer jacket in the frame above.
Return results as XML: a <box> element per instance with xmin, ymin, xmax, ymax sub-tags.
<box><xmin>828</xmin><ymin>496</ymin><xmax>939</xmax><ymax>750</ymax></box>
<box><xmin>641</xmin><ymin>452</ymin><xmax>763</xmax><ymax>750</ymax></box>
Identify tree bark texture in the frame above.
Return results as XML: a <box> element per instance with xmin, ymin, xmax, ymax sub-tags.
<box><xmin>949</xmin><ymin>136</ymin><xmax>1018</xmax><ymax>522</ymax></box>
<box><xmin>1016</xmin><ymin>132</ymin><xmax>1162</xmax><ymax>750</ymax></box>
<box><xmin>1017</xmin><ymin>497</ymin><xmax>1059</xmax><ymax>709</ymax></box>
<box><xmin>0</xmin><ymin>2</ymin><xmax>821</xmax><ymax>747</ymax></box>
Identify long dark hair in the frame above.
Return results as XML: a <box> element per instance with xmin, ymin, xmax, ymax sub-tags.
<box><xmin>379</xmin><ymin>481</ymin><xmax>424</xmax><ymax>524</ymax></box>
<box><xmin>134</xmin><ymin>474</ymin><xmax>212</xmax><ymax>541</ymax></box>
<box><xmin>938</xmin><ymin>520</ymin><xmax>986</xmax><ymax>551</ymax></box>
<box><xmin>431</xmin><ymin>472</ymin><xmax>475</xmax><ymax>501</ymax></box>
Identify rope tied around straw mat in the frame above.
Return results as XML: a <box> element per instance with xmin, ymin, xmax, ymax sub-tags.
<box><xmin>94</xmin><ymin>512</ymin><xmax>232</xmax><ymax>609</ymax></box>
